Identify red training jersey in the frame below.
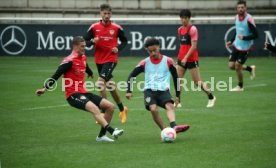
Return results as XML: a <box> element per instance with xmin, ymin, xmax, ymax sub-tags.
<box><xmin>177</xmin><ymin>25</ymin><xmax>199</xmax><ymax>62</ymax></box>
<box><xmin>89</xmin><ymin>20</ymin><xmax>123</xmax><ymax>64</ymax></box>
<box><xmin>62</xmin><ymin>51</ymin><xmax>88</xmax><ymax>99</ymax></box>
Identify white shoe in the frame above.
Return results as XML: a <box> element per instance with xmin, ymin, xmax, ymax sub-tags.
<box><xmin>250</xmin><ymin>65</ymin><xmax>256</xmax><ymax>80</ymax></box>
<box><xmin>207</xmin><ymin>96</ymin><xmax>216</xmax><ymax>108</ymax></box>
<box><xmin>230</xmin><ymin>86</ymin><xmax>244</xmax><ymax>92</ymax></box>
<box><xmin>174</xmin><ymin>103</ymin><xmax>182</xmax><ymax>108</ymax></box>
<box><xmin>112</xmin><ymin>128</ymin><xmax>124</xmax><ymax>139</ymax></box>
<box><xmin>96</xmin><ymin>135</ymin><xmax>114</xmax><ymax>142</ymax></box>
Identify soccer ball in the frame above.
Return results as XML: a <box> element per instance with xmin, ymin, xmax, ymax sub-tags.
<box><xmin>161</xmin><ymin>127</ymin><xmax>176</xmax><ymax>142</ymax></box>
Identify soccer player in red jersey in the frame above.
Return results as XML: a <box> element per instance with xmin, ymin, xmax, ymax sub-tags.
<box><xmin>35</xmin><ymin>36</ymin><xmax>123</xmax><ymax>142</ymax></box>
<box><xmin>176</xmin><ymin>9</ymin><xmax>216</xmax><ymax>108</ymax></box>
<box><xmin>126</xmin><ymin>38</ymin><xmax>190</xmax><ymax>134</ymax></box>
<box><xmin>84</xmin><ymin>4</ymin><xmax>128</xmax><ymax>123</ymax></box>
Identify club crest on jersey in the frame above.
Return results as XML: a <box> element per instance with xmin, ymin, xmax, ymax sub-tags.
<box><xmin>109</xmin><ymin>29</ymin><xmax>114</xmax><ymax>35</ymax></box>
<box><xmin>145</xmin><ymin>97</ymin><xmax>151</xmax><ymax>103</ymax></box>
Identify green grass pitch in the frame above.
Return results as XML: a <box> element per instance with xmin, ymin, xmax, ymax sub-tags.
<box><xmin>0</xmin><ymin>56</ymin><xmax>275</xmax><ymax>168</ymax></box>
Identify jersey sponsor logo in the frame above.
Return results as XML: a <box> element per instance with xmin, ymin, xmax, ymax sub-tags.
<box><xmin>0</xmin><ymin>25</ymin><xmax>27</xmax><ymax>55</ymax></box>
<box><xmin>76</xmin><ymin>69</ymin><xmax>85</xmax><ymax>74</ymax></box>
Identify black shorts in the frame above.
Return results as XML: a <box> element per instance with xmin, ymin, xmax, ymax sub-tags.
<box><xmin>177</xmin><ymin>60</ymin><xmax>199</xmax><ymax>69</ymax></box>
<box><xmin>67</xmin><ymin>92</ymin><xmax>102</xmax><ymax>111</ymax></box>
<box><xmin>229</xmin><ymin>48</ymin><xmax>250</xmax><ymax>64</ymax></box>
<box><xmin>144</xmin><ymin>89</ymin><xmax>174</xmax><ymax>111</ymax></box>
<box><xmin>96</xmin><ymin>62</ymin><xmax>117</xmax><ymax>81</ymax></box>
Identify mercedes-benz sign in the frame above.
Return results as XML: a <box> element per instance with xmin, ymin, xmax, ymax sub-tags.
<box><xmin>0</xmin><ymin>25</ymin><xmax>27</xmax><ymax>55</ymax></box>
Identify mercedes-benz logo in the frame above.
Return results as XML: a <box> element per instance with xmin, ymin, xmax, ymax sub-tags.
<box><xmin>224</xmin><ymin>26</ymin><xmax>236</xmax><ymax>54</ymax></box>
<box><xmin>0</xmin><ymin>25</ymin><xmax>27</xmax><ymax>55</ymax></box>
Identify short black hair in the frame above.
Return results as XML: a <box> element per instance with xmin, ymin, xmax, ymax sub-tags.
<box><xmin>144</xmin><ymin>38</ymin><xmax>160</xmax><ymax>48</ymax></box>
<box><xmin>100</xmin><ymin>4</ymin><xmax>112</xmax><ymax>11</ymax></box>
<box><xmin>179</xmin><ymin>9</ymin><xmax>191</xmax><ymax>18</ymax></box>
<box><xmin>237</xmin><ymin>0</ymin><xmax>246</xmax><ymax>6</ymax></box>
<box><xmin>72</xmin><ymin>36</ymin><xmax>85</xmax><ymax>46</ymax></box>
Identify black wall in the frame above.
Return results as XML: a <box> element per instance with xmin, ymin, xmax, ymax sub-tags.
<box><xmin>0</xmin><ymin>24</ymin><xmax>275</xmax><ymax>57</ymax></box>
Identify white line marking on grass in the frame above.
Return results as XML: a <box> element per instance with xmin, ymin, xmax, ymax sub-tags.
<box><xmin>244</xmin><ymin>83</ymin><xmax>267</xmax><ymax>88</ymax></box>
<box><xmin>22</xmin><ymin>104</ymin><xmax>68</xmax><ymax>111</ymax></box>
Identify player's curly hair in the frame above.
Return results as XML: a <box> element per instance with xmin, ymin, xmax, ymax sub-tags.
<box><xmin>144</xmin><ymin>38</ymin><xmax>160</xmax><ymax>48</ymax></box>
<box><xmin>100</xmin><ymin>4</ymin><xmax>112</xmax><ymax>11</ymax></box>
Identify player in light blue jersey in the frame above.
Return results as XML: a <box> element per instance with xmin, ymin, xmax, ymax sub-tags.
<box><xmin>226</xmin><ymin>0</ymin><xmax>258</xmax><ymax>91</ymax></box>
<box><xmin>126</xmin><ymin>38</ymin><xmax>190</xmax><ymax>134</ymax></box>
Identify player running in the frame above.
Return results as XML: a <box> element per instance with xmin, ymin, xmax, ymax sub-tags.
<box><xmin>35</xmin><ymin>36</ymin><xmax>123</xmax><ymax>142</ymax></box>
<box><xmin>126</xmin><ymin>38</ymin><xmax>190</xmax><ymax>133</ymax></box>
<box><xmin>226</xmin><ymin>0</ymin><xmax>258</xmax><ymax>91</ymax></box>
<box><xmin>83</xmin><ymin>4</ymin><xmax>128</xmax><ymax>123</ymax></box>
<box><xmin>176</xmin><ymin>9</ymin><xmax>216</xmax><ymax>108</ymax></box>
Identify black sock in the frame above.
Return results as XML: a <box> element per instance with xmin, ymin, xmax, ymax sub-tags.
<box><xmin>170</xmin><ymin>121</ymin><xmax>177</xmax><ymax>128</ymax></box>
<box><xmin>105</xmin><ymin>124</ymin><xmax>115</xmax><ymax>135</ymax></box>
<box><xmin>245</xmin><ymin>66</ymin><xmax>252</xmax><ymax>72</ymax></box>
<box><xmin>208</xmin><ymin>93</ymin><xmax>214</xmax><ymax>100</ymax></box>
<box><xmin>117</xmin><ymin>103</ymin><xmax>124</xmax><ymax>112</ymax></box>
<box><xmin>98</xmin><ymin>127</ymin><xmax>106</xmax><ymax>137</ymax></box>
<box><xmin>238</xmin><ymin>82</ymin><xmax>243</xmax><ymax>88</ymax></box>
